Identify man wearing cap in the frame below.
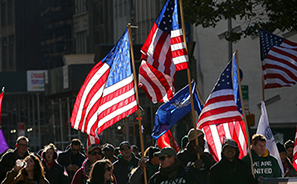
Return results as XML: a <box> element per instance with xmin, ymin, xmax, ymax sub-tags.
<box><xmin>277</xmin><ymin>142</ymin><xmax>297</xmax><ymax>177</ymax></box>
<box><xmin>129</xmin><ymin>146</ymin><xmax>160</xmax><ymax>184</ymax></box>
<box><xmin>209</xmin><ymin>139</ymin><xmax>257</xmax><ymax>184</ymax></box>
<box><xmin>284</xmin><ymin>139</ymin><xmax>294</xmax><ymax>162</ymax></box>
<box><xmin>113</xmin><ymin>141</ymin><xmax>139</xmax><ymax>184</ymax></box>
<box><xmin>103</xmin><ymin>143</ymin><xmax>117</xmax><ymax>163</ymax></box>
<box><xmin>177</xmin><ymin>128</ymin><xmax>216</xmax><ymax>183</ymax></box>
<box><xmin>71</xmin><ymin>144</ymin><xmax>103</xmax><ymax>184</ymax></box>
<box><xmin>242</xmin><ymin>134</ymin><xmax>282</xmax><ymax>179</ymax></box>
<box><xmin>149</xmin><ymin>147</ymin><xmax>198</xmax><ymax>184</ymax></box>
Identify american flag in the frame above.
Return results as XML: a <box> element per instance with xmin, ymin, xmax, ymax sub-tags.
<box><xmin>293</xmin><ymin>127</ymin><xmax>297</xmax><ymax>171</ymax></box>
<box><xmin>139</xmin><ymin>0</ymin><xmax>189</xmax><ymax>104</ymax></box>
<box><xmin>87</xmin><ymin>135</ymin><xmax>100</xmax><ymax>149</ymax></box>
<box><xmin>71</xmin><ymin>28</ymin><xmax>138</xmax><ymax>137</ymax></box>
<box><xmin>197</xmin><ymin>53</ymin><xmax>247</xmax><ymax>161</ymax></box>
<box><xmin>259</xmin><ymin>28</ymin><xmax>297</xmax><ymax>89</ymax></box>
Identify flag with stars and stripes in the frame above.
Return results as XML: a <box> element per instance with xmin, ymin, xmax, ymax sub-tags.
<box><xmin>139</xmin><ymin>0</ymin><xmax>189</xmax><ymax>104</ymax></box>
<box><xmin>259</xmin><ymin>28</ymin><xmax>297</xmax><ymax>89</ymax></box>
<box><xmin>71</xmin><ymin>28</ymin><xmax>138</xmax><ymax>137</ymax></box>
<box><xmin>197</xmin><ymin>53</ymin><xmax>247</xmax><ymax>161</ymax></box>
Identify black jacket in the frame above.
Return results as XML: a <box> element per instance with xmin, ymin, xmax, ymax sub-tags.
<box><xmin>113</xmin><ymin>153</ymin><xmax>139</xmax><ymax>184</ymax></box>
<box><xmin>209</xmin><ymin>155</ymin><xmax>257</xmax><ymax>184</ymax></box>
<box><xmin>177</xmin><ymin>144</ymin><xmax>216</xmax><ymax>184</ymax></box>
<box><xmin>42</xmin><ymin>159</ymin><xmax>70</xmax><ymax>184</ymax></box>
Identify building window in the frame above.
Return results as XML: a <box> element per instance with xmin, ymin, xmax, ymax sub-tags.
<box><xmin>2</xmin><ymin>37</ymin><xmax>8</xmax><ymax>69</ymax></box>
<box><xmin>76</xmin><ymin>31</ymin><xmax>87</xmax><ymax>54</ymax></box>
<box><xmin>75</xmin><ymin>0</ymin><xmax>86</xmax><ymax>14</ymax></box>
<box><xmin>1</xmin><ymin>1</ymin><xmax>6</xmax><ymax>26</ymax></box>
<box><xmin>8</xmin><ymin>35</ymin><xmax>14</xmax><ymax>68</ymax></box>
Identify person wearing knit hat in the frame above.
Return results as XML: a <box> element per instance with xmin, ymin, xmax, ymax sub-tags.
<box><xmin>177</xmin><ymin>128</ymin><xmax>216</xmax><ymax>184</ymax></box>
<box><xmin>277</xmin><ymin>142</ymin><xmax>297</xmax><ymax>177</ymax></box>
<box><xmin>284</xmin><ymin>139</ymin><xmax>294</xmax><ymax>162</ymax></box>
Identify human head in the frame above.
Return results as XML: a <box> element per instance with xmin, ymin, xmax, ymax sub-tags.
<box><xmin>154</xmin><ymin>147</ymin><xmax>176</xmax><ymax>168</ymax></box>
<box><xmin>284</xmin><ymin>139</ymin><xmax>294</xmax><ymax>159</ymax></box>
<box><xmin>23</xmin><ymin>154</ymin><xmax>45</xmax><ymax>180</ymax></box>
<box><xmin>187</xmin><ymin>128</ymin><xmax>205</xmax><ymax>149</ymax></box>
<box><xmin>16</xmin><ymin>136</ymin><xmax>29</xmax><ymax>157</ymax></box>
<box><xmin>251</xmin><ymin>134</ymin><xmax>266</xmax><ymax>156</ymax></box>
<box><xmin>144</xmin><ymin>146</ymin><xmax>160</xmax><ymax>165</ymax></box>
<box><xmin>181</xmin><ymin>135</ymin><xmax>188</xmax><ymax>149</ymax></box>
<box><xmin>119</xmin><ymin>141</ymin><xmax>132</xmax><ymax>160</ymax></box>
<box><xmin>87</xmin><ymin>144</ymin><xmax>102</xmax><ymax>164</ymax></box>
<box><xmin>88</xmin><ymin>159</ymin><xmax>114</xmax><ymax>184</ymax></box>
<box><xmin>70</xmin><ymin>138</ymin><xmax>82</xmax><ymax>155</ymax></box>
<box><xmin>131</xmin><ymin>145</ymin><xmax>140</xmax><ymax>156</ymax></box>
<box><xmin>42</xmin><ymin>143</ymin><xmax>58</xmax><ymax>163</ymax></box>
<box><xmin>222</xmin><ymin>139</ymin><xmax>239</xmax><ymax>162</ymax></box>
<box><xmin>277</xmin><ymin>142</ymin><xmax>287</xmax><ymax>164</ymax></box>
<box><xmin>103</xmin><ymin>144</ymin><xmax>115</xmax><ymax>158</ymax></box>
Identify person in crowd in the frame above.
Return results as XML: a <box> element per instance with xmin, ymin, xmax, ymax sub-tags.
<box><xmin>72</xmin><ymin>144</ymin><xmax>103</xmax><ymax>184</ymax></box>
<box><xmin>102</xmin><ymin>144</ymin><xmax>117</xmax><ymax>163</ymax></box>
<box><xmin>0</xmin><ymin>136</ymin><xmax>30</xmax><ymax>182</ymax></box>
<box><xmin>149</xmin><ymin>147</ymin><xmax>198</xmax><ymax>184</ymax></box>
<box><xmin>178</xmin><ymin>135</ymin><xmax>188</xmax><ymax>153</ymax></box>
<box><xmin>42</xmin><ymin>143</ymin><xmax>69</xmax><ymax>184</ymax></box>
<box><xmin>113</xmin><ymin>141</ymin><xmax>139</xmax><ymax>184</ymax></box>
<box><xmin>131</xmin><ymin>145</ymin><xmax>141</xmax><ymax>159</ymax></box>
<box><xmin>242</xmin><ymin>134</ymin><xmax>282</xmax><ymax>179</ymax></box>
<box><xmin>86</xmin><ymin>159</ymin><xmax>116</xmax><ymax>184</ymax></box>
<box><xmin>57</xmin><ymin>138</ymin><xmax>86</xmax><ymax>181</ymax></box>
<box><xmin>2</xmin><ymin>153</ymin><xmax>49</xmax><ymax>184</ymax></box>
<box><xmin>114</xmin><ymin>147</ymin><xmax>120</xmax><ymax>157</ymax></box>
<box><xmin>177</xmin><ymin>128</ymin><xmax>216</xmax><ymax>184</ymax></box>
<box><xmin>209</xmin><ymin>139</ymin><xmax>257</xmax><ymax>184</ymax></box>
<box><xmin>284</xmin><ymin>139</ymin><xmax>294</xmax><ymax>162</ymax></box>
<box><xmin>277</xmin><ymin>142</ymin><xmax>297</xmax><ymax>177</ymax></box>
<box><xmin>129</xmin><ymin>146</ymin><xmax>160</xmax><ymax>184</ymax></box>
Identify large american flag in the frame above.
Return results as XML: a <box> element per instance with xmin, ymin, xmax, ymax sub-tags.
<box><xmin>197</xmin><ymin>53</ymin><xmax>247</xmax><ymax>161</ymax></box>
<box><xmin>293</xmin><ymin>127</ymin><xmax>297</xmax><ymax>171</ymax></box>
<box><xmin>259</xmin><ymin>28</ymin><xmax>297</xmax><ymax>89</ymax></box>
<box><xmin>139</xmin><ymin>0</ymin><xmax>189</xmax><ymax>104</ymax></box>
<box><xmin>71</xmin><ymin>28</ymin><xmax>138</xmax><ymax>137</ymax></box>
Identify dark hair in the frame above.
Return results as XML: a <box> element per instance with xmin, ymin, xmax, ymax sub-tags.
<box><xmin>71</xmin><ymin>138</ymin><xmax>82</xmax><ymax>146</ymax></box>
<box><xmin>42</xmin><ymin>143</ymin><xmax>58</xmax><ymax>160</ymax></box>
<box><xmin>16</xmin><ymin>136</ymin><xmax>29</xmax><ymax>144</ymax></box>
<box><xmin>21</xmin><ymin>154</ymin><xmax>45</xmax><ymax>181</ymax></box>
<box><xmin>88</xmin><ymin>159</ymin><xmax>113</xmax><ymax>184</ymax></box>
<box><xmin>252</xmin><ymin>134</ymin><xmax>266</xmax><ymax>145</ymax></box>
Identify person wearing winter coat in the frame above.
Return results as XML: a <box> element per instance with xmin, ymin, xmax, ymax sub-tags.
<box><xmin>177</xmin><ymin>128</ymin><xmax>216</xmax><ymax>184</ymax></box>
<box><xmin>1</xmin><ymin>154</ymin><xmax>49</xmax><ymax>184</ymax></box>
<box><xmin>129</xmin><ymin>146</ymin><xmax>160</xmax><ymax>184</ymax></box>
<box><xmin>209</xmin><ymin>139</ymin><xmax>257</xmax><ymax>184</ymax></box>
<box><xmin>42</xmin><ymin>143</ymin><xmax>69</xmax><ymax>184</ymax></box>
<box><xmin>113</xmin><ymin>141</ymin><xmax>139</xmax><ymax>184</ymax></box>
<box><xmin>242</xmin><ymin>134</ymin><xmax>282</xmax><ymax>179</ymax></box>
<box><xmin>71</xmin><ymin>144</ymin><xmax>103</xmax><ymax>184</ymax></box>
<box><xmin>277</xmin><ymin>142</ymin><xmax>297</xmax><ymax>177</ymax></box>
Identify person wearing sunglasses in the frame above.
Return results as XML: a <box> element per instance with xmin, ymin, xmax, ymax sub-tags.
<box><xmin>113</xmin><ymin>141</ymin><xmax>139</xmax><ymax>184</ymax></box>
<box><xmin>149</xmin><ymin>147</ymin><xmax>198</xmax><ymax>184</ymax></box>
<box><xmin>0</xmin><ymin>136</ymin><xmax>30</xmax><ymax>182</ymax></box>
<box><xmin>71</xmin><ymin>144</ymin><xmax>103</xmax><ymax>184</ymax></box>
<box><xmin>177</xmin><ymin>128</ymin><xmax>216</xmax><ymax>184</ymax></box>
<box><xmin>87</xmin><ymin>159</ymin><xmax>116</xmax><ymax>184</ymax></box>
<box><xmin>57</xmin><ymin>138</ymin><xmax>86</xmax><ymax>181</ymax></box>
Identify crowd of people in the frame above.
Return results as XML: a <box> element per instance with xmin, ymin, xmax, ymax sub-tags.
<box><xmin>0</xmin><ymin>128</ymin><xmax>296</xmax><ymax>184</ymax></box>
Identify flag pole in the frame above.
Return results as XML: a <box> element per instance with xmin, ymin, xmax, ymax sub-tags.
<box><xmin>179</xmin><ymin>0</ymin><xmax>200</xmax><ymax>159</ymax></box>
<box><xmin>235</xmin><ymin>50</ymin><xmax>255</xmax><ymax>177</ymax></box>
<box><xmin>128</xmin><ymin>23</ymin><xmax>148</xmax><ymax>184</ymax></box>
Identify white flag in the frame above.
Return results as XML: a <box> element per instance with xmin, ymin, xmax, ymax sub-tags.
<box><xmin>256</xmin><ymin>101</ymin><xmax>284</xmax><ymax>175</ymax></box>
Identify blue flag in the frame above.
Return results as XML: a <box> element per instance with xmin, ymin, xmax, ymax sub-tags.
<box><xmin>152</xmin><ymin>81</ymin><xmax>203</xmax><ymax>140</ymax></box>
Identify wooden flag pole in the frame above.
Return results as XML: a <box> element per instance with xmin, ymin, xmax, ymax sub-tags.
<box><xmin>179</xmin><ymin>0</ymin><xmax>200</xmax><ymax>159</ymax></box>
<box><xmin>128</xmin><ymin>24</ymin><xmax>148</xmax><ymax>184</ymax></box>
<box><xmin>235</xmin><ymin>50</ymin><xmax>255</xmax><ymax>177</ymax></box>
